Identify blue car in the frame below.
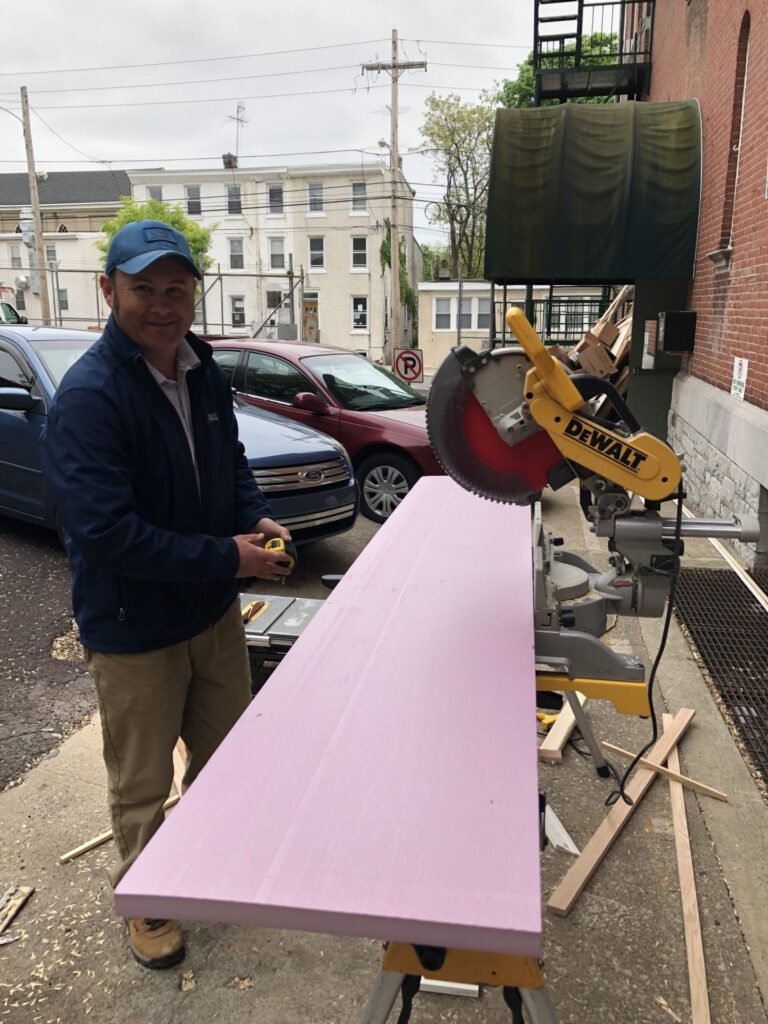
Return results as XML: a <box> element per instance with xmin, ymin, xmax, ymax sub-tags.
<box><xmin>0</xmin><ymin>327</ymin><xmax>358</xmax><ymax>544</ymax></box>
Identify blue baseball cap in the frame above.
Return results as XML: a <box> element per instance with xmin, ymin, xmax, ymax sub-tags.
<box><xmin>105</xmin><ymin>220</ymin><xmax>201</xmax><ymax>279</ymax></box>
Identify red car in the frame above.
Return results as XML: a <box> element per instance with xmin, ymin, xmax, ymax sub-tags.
<box><xmin>208</xmin><ymin>340</ymin><xmax>444</xmax><ymax>522</ymax></box>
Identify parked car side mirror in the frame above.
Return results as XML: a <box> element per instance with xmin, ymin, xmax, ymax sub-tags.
<box><xmin>293</xmin><ymin>391</ymin><xmax>329</xmax><ymax>415</ymax></box>
<box><xmin>18</xmin><ymin>315</ymin><xmax>28</xmax><ymax>324</ymax></box>
<box><xmin>0</xmin><ymin>386</ymin><xmax>35</xmax><ymax>411</ymax></box>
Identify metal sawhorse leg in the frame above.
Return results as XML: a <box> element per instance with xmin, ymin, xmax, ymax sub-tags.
<box><xmin>357</xmin><ymin>945</ymin><xmax>559</xmax><ymax>1024</ymax></box>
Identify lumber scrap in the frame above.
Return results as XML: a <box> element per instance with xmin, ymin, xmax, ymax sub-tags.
<box><xmin>0</xmin><ymin>885</ymin><xmax>34</xmax><ymax>935</ymax></box>
<box><xmin>547</xmin><ymin>708</ymin><xmax>696</xmax><ymax>916</ymax></box>
<box><xmin>538</xmin><ymin>692</ymin><xmax>587</xmax><ymax>764</ymax></box>
<box><xmin>664</xmin><ymin>714</ymin><xmax>711</xmax><ymax>1024</ymax></box>
<box><xmin>602</xmin><ymin>742</ymin><xmax>727</xmax><ymax>802</ymax></box>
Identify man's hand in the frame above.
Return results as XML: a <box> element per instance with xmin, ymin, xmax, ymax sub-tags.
<box><xmin>252</xmin><ymin>517</ymin><xmax>292</xmax><ymax>544</ymax></box>
<box><xmin>233</xmin><ymin>533</ymin><xmax>292</xmax><ymax>581</ymax></box>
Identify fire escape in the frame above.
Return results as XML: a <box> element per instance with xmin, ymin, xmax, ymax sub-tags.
<box><xmin>533</xmin><ymin>1</ymin><xmax>655</xmax><ymax>104</ymax></box>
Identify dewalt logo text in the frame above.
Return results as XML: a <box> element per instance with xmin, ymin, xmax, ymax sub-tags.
<box><xmin>563</xmin><ymin>417</ymin><xmax>648</xmax><ymax>473</ymax></box>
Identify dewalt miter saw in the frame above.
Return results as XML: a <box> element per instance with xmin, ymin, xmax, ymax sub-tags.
<box><xmin>428</xmin><ymin>309</ymin><xmax>760</xmax><ymax>718</ymax></box>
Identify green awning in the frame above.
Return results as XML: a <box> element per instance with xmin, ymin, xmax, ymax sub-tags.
<box><xmin>484</xmin><ymin>101</ymin><xmax>701</xmax><ymax>284</ymax></box>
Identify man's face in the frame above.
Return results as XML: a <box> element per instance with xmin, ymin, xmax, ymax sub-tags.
<box><xmin>100</xmin><ymin>257</ymin><xmax>196</xmax><ymax>360</ymax></box>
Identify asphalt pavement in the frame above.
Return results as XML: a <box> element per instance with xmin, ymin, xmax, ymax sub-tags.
<box><xmin>0</xmin><ymin>489</ymin><xmax>766</xmax><ymax>1024</ymax></box>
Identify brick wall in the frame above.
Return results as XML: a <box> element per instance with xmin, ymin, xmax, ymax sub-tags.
<box><xmin>650</xmin><ymin>0</ymin><xmax>768</xmax><ymax>410</ymax></box>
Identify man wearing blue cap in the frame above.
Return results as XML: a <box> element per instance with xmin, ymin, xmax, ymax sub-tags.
<box><xmin>43</xmin><ymin>220</ymin><xmax>293</xmax><ymax>970</ymax></box>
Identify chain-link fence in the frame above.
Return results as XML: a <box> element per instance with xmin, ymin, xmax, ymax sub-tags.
<box><xmin>0</xmin><ymin>265</ymin><xmax>303</xmax><ymax>340</ymax></box>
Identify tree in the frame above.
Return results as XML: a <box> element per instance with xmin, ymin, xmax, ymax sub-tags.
<box><xmin>97</xmin><ymin>197</ymin><xmax>215</xmax><ymax>272</ymax></box>
<box><xmin>418</xmin><ymin>94</ymin><xmax>495</xmax><ymax>280</ymax></box>
<box><xmin>495</xmin><ymin>34</ymin><xmax>619</xmax><ymax>108</ymax></box>
<box><xmin>419</xmin><ymin>242</ymin><xmax>450</xmax><ymax>282</ymax></box>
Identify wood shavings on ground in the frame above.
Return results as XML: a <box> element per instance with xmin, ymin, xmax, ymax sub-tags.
<box><xmin>180</xmin><ymin>970</ymin><xmax>196</xmax><ymax>992</ymax></box>
<box><xmin>50</xmin><ymin>621</ymin><xmax>84</xmax><ymax>662</ymax></box>
<box><xmin>230</xmin><ymin>976</ymin><xmax>254</xmax><ymax>990</ymax></box>
<box><xmin>655</xmin><ymin>995</ymin><xmax>682</xmax><ymax>1021</ymax></box>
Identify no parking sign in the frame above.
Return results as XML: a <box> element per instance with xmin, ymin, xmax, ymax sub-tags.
<box><xmin>393</xmin><ymin>348</ymin><xmax>424</xmax><ymax>384</ymax></box>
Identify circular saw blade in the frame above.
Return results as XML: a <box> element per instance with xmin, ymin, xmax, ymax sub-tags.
<box><xmin>427</xmin><ymin>347</ymin><xmax>564</xmax><ymax>505</ymax></box>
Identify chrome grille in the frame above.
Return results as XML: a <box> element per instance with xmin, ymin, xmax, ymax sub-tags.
<box><xmin>276</xmin><ymin>503</ymin><xmax>357</xmax><ymax>530</ymax></box>
<box><xmin>252</xmin><ymin>457</ymin><xmax>350</xmax><ymax>493</ymax></box>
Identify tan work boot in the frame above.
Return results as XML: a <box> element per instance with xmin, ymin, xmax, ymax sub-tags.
<box><xmin>127</xmin><ymin>918</ymin><xmax>185</xmax><ymax>969</ymax></box>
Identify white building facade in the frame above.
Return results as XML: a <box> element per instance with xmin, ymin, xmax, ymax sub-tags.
<box><xmin>128</xmin><ymin>162</ymin><xmax>419</xmax><ymax>360</ymax></box>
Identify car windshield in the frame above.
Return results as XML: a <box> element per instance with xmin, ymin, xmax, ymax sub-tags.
<box><xmin>302</xmin><ymin>353</ymin><xmax>425</xmax><ymax>411</ymax></box>
<box><xmin>32</xmin><ymin>337</ymin><xmax>93</xmax><ymax>387</ymax></box>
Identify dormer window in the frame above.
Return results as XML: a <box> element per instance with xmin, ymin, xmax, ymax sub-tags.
<box><xmin>57</xmin><ymin>223</ymin><xmax>69</xmax><ymax>233</ymax></box>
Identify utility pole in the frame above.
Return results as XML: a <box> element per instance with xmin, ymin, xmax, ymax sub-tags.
<box><xmin>20</xmin><ymin>87</ymin><xmax>51</xmax><ymax>326</ymax></box>
<box><xmin>363</xmin><ymin>30</ymin><xmax>426</xmax><ymax>363</ymax></box>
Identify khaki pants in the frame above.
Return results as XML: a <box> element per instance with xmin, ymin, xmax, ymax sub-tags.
<box><xmin>86</xmin><ymin>599</ymin><xmax>251</xmax><ymax>888</ymax></box>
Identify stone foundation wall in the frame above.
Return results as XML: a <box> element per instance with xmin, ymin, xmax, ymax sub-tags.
<box><xmin>669</xmin><ymin>375</ymin><xmax>768</xmax><ymax>569</ymax></box>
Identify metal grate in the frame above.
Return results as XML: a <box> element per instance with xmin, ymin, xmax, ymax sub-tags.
<box><xmin>674</xmin><ymin>568</ymin><xmax>768</xmax><ymax>791</ymax></box>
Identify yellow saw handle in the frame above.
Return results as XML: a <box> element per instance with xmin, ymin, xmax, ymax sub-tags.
<box><xmin>505</xmin><ymin>307</ymin><xmax>583</xmax><ymax>412</ymax></box>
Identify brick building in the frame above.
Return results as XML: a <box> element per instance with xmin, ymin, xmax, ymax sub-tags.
<box><xmin>649</xmin><ymin>1</ymin><xmax>767</xmax><ymax>566</ymax></box>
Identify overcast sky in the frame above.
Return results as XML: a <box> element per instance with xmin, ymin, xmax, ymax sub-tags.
<box><xmin>1</xmin><ymin>0</ymin><xmax>534</xmax><ymax>243</ymax></box>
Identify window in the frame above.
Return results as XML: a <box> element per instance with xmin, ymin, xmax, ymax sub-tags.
<box><xmin>351</xmin><ymin>236</ymin><xmax>367</xmax><ymax>269</ymax></box>
<box><xmin>459</xmin><ymin>297</ymin><xmax>472</xmax><ymax>330</ymax></box>
<box><xmin>45</xmin><ymin>244</ymin><xmax>57</xmax><ymax>267</ymax></box>
<box><xmin>211</xmin><ymin>348</ymin><xmax>241</xmax><ymax>384</ymax></box>
<box><xmin>148</xmin><ymin>185</ymin><xmax>163</xmax><ymax>202</ymax></box>
<box><xmin>435</xmin><ymin>297</ymin><xmax>452</xmax><ymax>330</ymax></box>
<box><xmin>266</xmin><ymin>290</ymin><xmax>284</xmax><ymax>310</ymax></box>
<box><xmin>308</xmin><ymin>183</ymin><xmax>324</xmax><ymax>212</ymax></box>
<box><xmin>351</xmin><ymin>182</ymin><xmax>367</xmax><ymax>212</ymax></box>
<box><xmin>57</xmin><ymin>223</ymin><xmax>69</xmax><ymax>233</ymax></box>
<box><xmin>227</xmin><ymin>184</ymin><xmax>242</xmax><ymax>214</ymax></box>
<box><xmin>309</xmin><ymin>236</ymin><xmax>324</xmax><ymax>269</ymax></box>
<box><xmin>352</xmin><ymin>296</ymin><xmax>368</xmax><ymax>331</ymax></box>
<box><xmin>269</xmin><ymin>237</ymin><xmax>285</xmax><ymax>270</ymax></box>
<box><xmin>15</xmin><ymin>290</ymin><xmax>25</xmax><ymax>311</ymax></box>
<box><xmin>477</xmin><ymin>298</ymin><xmax>491</xmax><ymax>330</ymax></box>
<box><xmin>0</xmin><ymin>302</ymin><xmax>22</xmax><ymax>324</ymax></box>
<box><xmin>185</xmin><ymin>185</ymin><xmax>201</xmax><ymax>215</ymax></box>
<box><xmin>242</xmin><ymin>351</ymin><xmax>319</xmax><ymax>403</ymax></box>
<box><xmin>228</xmin><ymin>237</ymin><xmax>244</xmax><ymax>270</ymax></box>
<box><xmin>9</xmin><ymin>244</ymin><xmax>21</xmax><ymax>269</ymax></box>
<box><xmin>58</xmin><ymin>289</ymin><xmax>69</xmax><ymax>311</ymax></box>
<box><xmin>0</xmin><ymin>348</ymin><xmax>31</xmax><ymax>388</ymax></box>
<box><xmin>268</xmin><ymin>184</ymin><xmax>284</xmax><ymax>214</ymax></box>
<box><xmin>230</xmin><ymin>296</ymin><xmax>246</xmax><ymax>328</ymax></box>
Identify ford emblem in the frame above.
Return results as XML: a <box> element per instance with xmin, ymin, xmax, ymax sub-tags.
<box><xmin>301</xmin><ymin>469</ymin><xmax>324</xmax><ymax>482</ymax></box>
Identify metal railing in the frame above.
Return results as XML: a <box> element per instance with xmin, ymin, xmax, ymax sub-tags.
<box><xmin>0</xmin><ymin>265</ymin><xmax>301</xmax><ymax>339</ymax></box>
<box><xmin>534</xmin><ymin>1</ymin><xmax>654</xmax><ymax>72</ymax></box>
<box><xmin>494</xmin><ymin>296</ymin><xmax>609</xmax><ymax>344</ymax></box>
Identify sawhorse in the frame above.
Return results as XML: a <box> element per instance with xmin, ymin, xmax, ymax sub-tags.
<box><xmin>358</xmin><ymin>944</ymin><xmax>558</xmax><ymax>1024</ymax></box>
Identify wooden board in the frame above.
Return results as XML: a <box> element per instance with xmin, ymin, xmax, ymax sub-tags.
<box><xmin>0</xmin><ymin>886</ymin><xmax>34</xmax><ymax>935</ymax></box>
<box><xmin>538</xmin><ymin>692</ymin><xmax>587</xmax><ymax>764</ymax></box>
<box><xmin>602</xmin><ymin>742</ymin><xmax>727</xmax><ymax>801</ymax></box>
<box><xmin>547</xmin><ymin>708</ymin><xmax>696</xmax><ymax>916</ymax></box>
<box><xmin>664</xmin><ymin>713</ymin><xmax>711</xmax><ymax>1024</ymax></box>
<box><xmin>115</xmin><ymin>478</ymin><xmax>542</xmax><ymax>957</ymax></box>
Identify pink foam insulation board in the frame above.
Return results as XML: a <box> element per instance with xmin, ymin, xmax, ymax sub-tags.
<box><xmin>115</xmin><ymin>476</ymin><xmax>541</xmax><ymax>956</ymax></box>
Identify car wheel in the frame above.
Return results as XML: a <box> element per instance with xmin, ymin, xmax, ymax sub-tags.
<box><xmin>357</xmin><ymin>452</ymin><xmax>420</xmax><ymax>524</ymax></box>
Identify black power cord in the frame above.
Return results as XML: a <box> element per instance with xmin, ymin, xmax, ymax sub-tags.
<box><xmin>605</xmin><ymin>481</ymin><xmax>685</xmax><ymax>807</ymax></box>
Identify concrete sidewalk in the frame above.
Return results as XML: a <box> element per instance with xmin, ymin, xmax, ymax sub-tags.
<box><xmin>1</xmin><ymin>484</ymin><xmax>767</xmax><ymax>1024</ymax></box>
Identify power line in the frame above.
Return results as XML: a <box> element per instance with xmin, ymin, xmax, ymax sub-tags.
<box><xmin>401</xmin><ymin>38</ymin><xmax>531</xmax><ymax>50</ymax></box>
<box><xmin>0</xmin><ymin>40</ymin><xmax>388</xmax><ymax>79</ymax></box>
<box><xmin>6</xmin><ymin>84</ymin><xmax>389</xmax><ymax>111</ymax></box>
<box><xmin>7</xmin><ymin>80</ymin><xmax>488</xmax><ymax>112</ymax></box>
<box><xmin>0</xmin><ymin>60</ymin><xmax>519</xmax><ymax>99</ymax></box>
<box><xmin>0</xmin><ymin>64</ymin><xmax>363</xmax><ymax>97</ymax></box>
